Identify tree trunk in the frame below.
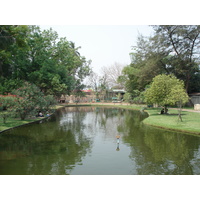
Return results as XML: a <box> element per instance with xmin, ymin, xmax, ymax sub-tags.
<box><xmin>3</xmin><ymin>114</ymin><xmax>7</xmax><ymax>123</ymax></box>
<box><xmin>185</xmin><ymin>72</ymin><xmax>190</xmax><ymax>93</ymax></box>
<box><xmin>0</xmin><ymin>60</ymin><xmax>2</xmax><ymax>77</ymax></box>
<box><xmin>178</xmin><ymin>101</ymin><xmax>183</xmax><ymax>122</ymax></box>
<box><xmin>20</xmin><ymin>112</ymin><xmax>26</xmax><ymax>120</ymax></box>
<box><xmin>164</xmin><ymin>106</ymin><xmax>168</xmax><ymax>114</ymax></box>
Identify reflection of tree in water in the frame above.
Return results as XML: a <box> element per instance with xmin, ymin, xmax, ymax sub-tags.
<box><xmin>121</xmin><ymin>113</ymin><xmax>200</xmax><ymax>174</ymax></box>
<box><xmin>117</xmin><ymin>110</ymin><xmax>149</xmax><ymax>136</ymax></box>
<box><xmin>1</xmin><ymin>106</ymin><xmax>200</xmax><ymax>175</ymax></box>
<box><xmin>94</xmin><ymin>108</ymin><xmax>135</xmax><ymax>134</ymax></box>
<box><xmin>0</xmin><ymin>107</ymin><xmax>93</xmax><ymax>175</ymax></box>
<box><xmin>93</xmin><ymin>107</ymin><xmax>126</xmax><ymax>139</ymax></box>
<box><xmin>89</xmin><ymin>107</ymin><xmax>149</xmax><ymax>142</ymax></box>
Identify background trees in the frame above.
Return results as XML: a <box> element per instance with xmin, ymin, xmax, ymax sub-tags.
<box><xmin>2</xmin><ymin>25</ymin><xmax>200</xmax><ymax>107</ymax></box>
<box><xmin>0</xmin><ymin>25</ymin><xmax>91</xmax><ymax>120</ymax></box>
<box><xmin>0</xmin><ymin>25</ymin><xmax>91</xmax><ymax>97</ymax></box>
<box><xmin>0</xmin><ymin>25</ymin><xmax>29</xmax><ymax>94</ymax></box>
<box><xmin>121</xmin><ymin>25</ymin><xmax>200</xmax><ymax>96</ymax></box>
<box><xmin>101</xmin><ymin>62</ymin><xmax>125</xmax><ymax>88</ymax></box>
<box><xmin>152</xmin><ymin>25</ymin><xmax>200</xmax><ymax>93</ymax></box>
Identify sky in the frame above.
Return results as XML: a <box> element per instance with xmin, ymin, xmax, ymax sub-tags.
<box><xmin>40</xmin><ymin>25</ymin><xmax>154</xmax><ymax>74</ymax></box>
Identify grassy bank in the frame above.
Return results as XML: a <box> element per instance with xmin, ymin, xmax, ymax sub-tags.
<box><xmin>143</xmin><ymin>108</ymin><xmax>200</xmax><ymax>135</ymax></box>
<box><xmin>0</xmin><ymin>105</ymin><xmax>65</xmax><ymax>132</ymax></box>
<box><xmin>91</xmin><ymin>103</ymin><xmax>200</xmax><ymax>135</ymax></box>
<box><xmin>1</xmin><ymin>103</ymin><xmax>200</xmax><ymax>135</ymax></box>
<box><xmin>0</xmin><ymin>117</ymin><xmax>41</xmax><ymax>132</ymax></box>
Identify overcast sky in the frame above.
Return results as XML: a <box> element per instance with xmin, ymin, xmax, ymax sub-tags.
<box><xmin>40</xmin><ymin>25</ymin><xmax>154</xmax><ymax>74</ymax></box>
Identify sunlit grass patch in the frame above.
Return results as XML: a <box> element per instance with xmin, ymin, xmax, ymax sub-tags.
<box><xmin>0</xmin><ymin>117</ymin><xmax>40</xmax><ymax>132</ymax></box>
<box><xmin>144</xmin><ymin>108</ymin><xmax>200</xmax><ymax>134</ymax></box>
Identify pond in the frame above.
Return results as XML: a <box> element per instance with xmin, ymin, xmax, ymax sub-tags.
<box><xmin>0</xmin><ymin>106</ymin><xmax>200</xmax><ymax>175</ymax></box>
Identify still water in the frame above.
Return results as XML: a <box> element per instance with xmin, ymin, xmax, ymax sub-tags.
<box><xmin>0</xmin><ymin>106</ymin><xmax>200</xmax><ymax>175</ymax></box>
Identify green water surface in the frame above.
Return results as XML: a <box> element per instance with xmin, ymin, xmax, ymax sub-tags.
<box><xmin>0</xmin><ymin>106</ymin><xmax>200</xmax><ymax>175</ymax></box>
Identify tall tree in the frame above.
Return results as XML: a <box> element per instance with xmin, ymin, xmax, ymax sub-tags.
<box><xmin>120</xmin><ymin>34</ymin><xmax>169</xmax><ymax>94</ymax></box>
<box><xmin>101</xmin><ymin>62</ymin><xmax>125</xmax><ymax>88</ymax></box>
<box><xmin>0</xmin><ymin>25</ymin><xmax>29</xmax><ymax>93</ymax></box>
<box><xmin>124</xmin><ymin>26</ymin><xmax>200</xmax><ymax>95</ymax></box>
<box><xmin>0</xmin><ymin>25</ymin><xmax>91</xmax><ymax>97</ymax></box>
<box><xmin>152</xmin><ymin>25</ymin><xmax>200</xmax><ymax>93</ymax></box>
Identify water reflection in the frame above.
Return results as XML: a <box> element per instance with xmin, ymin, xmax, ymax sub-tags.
<box><xmin>0</xmin><ymin>108</ymin><xmax>93</xmax><ymax>175</ymax></box>
<box><xmin>122</xmin><ymin>120</ymin><xmax>200</xmax><ymax>175</ymax></box>
<box><xmin>0</xmin><ymin>106</ymin><xmax>200</xmax><ymax>175</ymax></box>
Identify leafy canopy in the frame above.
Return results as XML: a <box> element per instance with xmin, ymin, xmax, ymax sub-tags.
<box><xmin>121</xmin><ymin>26</ymin><xmax>200</xmax><ymax>95</ymax></box>
<box><xmin>144</xmin><ymin>74</ymin><xmax>189</xmax><ymax>106</ymax></box>
<box><xmin>0</xmin><ymin>25</ymin><xmax>91</xmax><ymax>97</ymax></box>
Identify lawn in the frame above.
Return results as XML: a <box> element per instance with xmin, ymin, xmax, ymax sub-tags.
<box><xmin>143</xmin><ymin>107</ymin><xmax>200</xmax><ymax>134</ymax></box>
<box><xmin>1</xmin><ymin>103</ymin><xmax>200</xmax><ymax>135</ymax></box>
<box><xmin>0</xmin><ymin>105</ymin><xmax>62</xmax><ymax>132</ymax></box>
<box><xmin>0</xmin><ymin>117</ymin><xmax>40</xmax><ymax>132</ymax></box>
<box><xmin>92</xmin><ymin>103</ymin><xmax>200</xmax><ymax>135</ymax></box>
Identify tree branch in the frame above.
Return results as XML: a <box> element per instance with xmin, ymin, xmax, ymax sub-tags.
<box><xmin>167</xmin><ymin>26</ymin><xmax>180</xmax><ymax>56</ymax></box>
<box><xmin>189</xmin><ymin>32</ymin><xmax>199</xmax><ymax>62</ymax></box>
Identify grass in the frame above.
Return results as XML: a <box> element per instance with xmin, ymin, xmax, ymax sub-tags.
<box><xmin>0</xmin><ymin>104</ymin><xmax>66</xmax><ymax>132</ymax></box>
<box><xmin>1</xmin><ymin>103</ymin><xmax>200</xmax><ymax>135</ymax></box>
<box><xmin>91</xmin><ymin>103</ymin><xmax>200</xmax><ymax>135</ymax></box>
<box><xmin>143</xmin><ymin>108</ymin><xmax>200</xmax><ymax>134</ymax></box>
<box><xmin>0</xmin><ymin>117</ymin><xmax>41</xmax><ymax>132</ymax></box>
<box><xmin>91</xmin><ymin>103</ymin><xmax>143</xmax><ymax>111</ymax></box>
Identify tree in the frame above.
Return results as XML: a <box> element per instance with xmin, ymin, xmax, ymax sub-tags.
<box><xmin>123</xmin><ymin>33</ymin><xmax>169</xmax><ymax>93</ymax></box>
<box><xmin>0</xmin><ymin>25</ymin><xmax>91</xmax><ymax>97</ymax></box>
<box><xmin>86</xmin><ymin>71</ymin><xmax>101</xmax><ymax>99</ymax></box>
<box><xmin>0</xmin><ymin>95</ymin><xmax>16</xmax><ymax>123</ymax></box>
<box><xmin>118</xmin><ymin>65</ymin><xmax>138</xmax><ymax>95</ymax></box>
<box><xmin>126</xmin><ymin>26</ymin><xmax>200</xmax><ymax>94</ymax></box>
<box><xmin>86</xmin><ymin>71</ymin><xmax>111</xmax><ymax>101</ymax></box>
<box><xmin>151</xmin><ymin>26</ymin><xmax>200</xmax><ymax>93</ymax></box>
<box><xmin>0</xmin><ymin>83</ymin><xmax>57</xmax><ymax>120</ymax></box>
<box><xmin>0</xmin><ymin>25</ymin><xmax>29</xmax><ymax>78</ymax></box>
<box><xmin>144</xmin><ymin>74</ymin><xmax>189</xmax><ymax>120</ymax></box>
<box><xmin>11</xmin><ymin>82</ymin><xmax>47</xmax><ymax>120</ymax></box>
<box><xmin>53</xmin><ymin>36</ymin><xmax>91</xmax><ymax>95</ymax></box>
<box><xmin>0</xmin><ymin>25</ymin><xmax>29</xmax><ymax>94</ymax></box>
<box><xmin>39</xmin><ymin>94</ymin><xmax>57</xmax><ymax>114</ymax></box>
<box><xmin>101</xmin><ymin>62</ymin><xmax>125</xmax><ymax>88</ymax></box>
<box><xmin>123</xmin><ymin>92</ymin><xmax>132</xmax><ymax>105</ymax></box>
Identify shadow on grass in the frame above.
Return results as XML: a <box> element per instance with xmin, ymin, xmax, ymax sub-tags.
<box><xmin>151</xmin><ymin>113</ymin><xmax>187</xmax><ymax>116</ymax></box>
<box><xmin>147</xmin><ymin>109</ymin><xmax>187</xmax><ymax>117</ymax></box>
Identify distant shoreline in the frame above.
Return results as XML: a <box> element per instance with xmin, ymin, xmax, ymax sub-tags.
<box><xmin>1</xmin><ymin>103</ymin><xmax>200</xmax><ymax>136</ymax></box>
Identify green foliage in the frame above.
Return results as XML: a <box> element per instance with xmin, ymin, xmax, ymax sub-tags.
<box><xmin>9</xmin><ymin>82</ymin><xmax>45</xmax><ymax>120</ymax></box>
<box><xmin>133</xmin><ymin>91</ymin><xmax>145</xmax><ymax>104</ymax></box>
<box><xmin>0</xmin><ymin>96</ymin><xmax>16</xmax><ymax>123</ymax></box>
<box><xmin>144</xmin><ymin>74</ymin><xmax>189</xmax><ymax>106</ymax></box>
<box><xmin>0</xmin><ymin>111</ymin><xmax>10</xmax><ymax>123</ymax></box>
<box><xmin>36</xmin><ymin>94</ymin><xmax>57</xmax><ymax>115</ymax></box>
<box><xmin>123</xmin><ymin>92</ymin><xmax>132</xmax><ymax>104</ymax></box>
<box><xmin>3</xmin><ymin>82</ymin><xmax>55</xmax><ymax>120</ymax></box>
<box><xmin>119</xmin><ymin>65</ymin><xmax>138</xmax><ymax>94</ymax></box>
<box><xmin>0</xmin><ymin>25</ymin><xmax>91</xmax><ymax>97</ymax></box>
<box><xmin>0</xmin><ymin>96</ymin><xmax>16</xmax><ymax>109</ymax></box>
<box><xmin>0</xmin><ymin>25</ymin><xmax>29</xmax><ymax>79</ymax></box>
<box><xmin>125</xmin><ymin>26</ymin><xmax>200</xmax><ymax>94</ymax></box>
<box><xmin>0</xmin><ymin>78</ymin><xmax>23</xmax><ymax>94</ymax></box>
